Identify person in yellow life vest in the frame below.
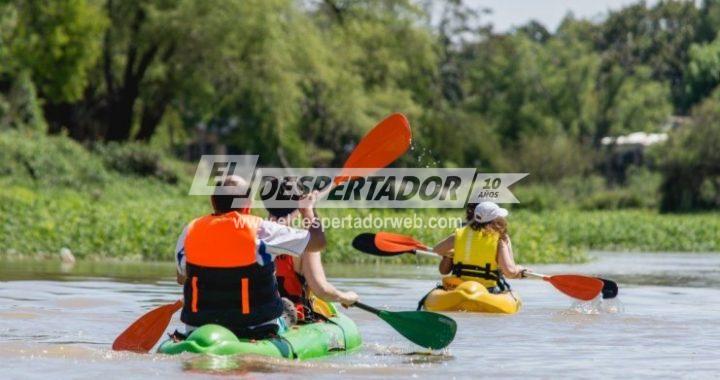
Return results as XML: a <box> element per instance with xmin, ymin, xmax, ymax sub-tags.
<box><xmin>433</xmin><ymin>202</ymin><xmax>528</xmax><ymax>293</ymax></box>
<box><xmin>174</xmin><ymin>175</ymin><xmax>327</xmax><ymax>339</ymax></box>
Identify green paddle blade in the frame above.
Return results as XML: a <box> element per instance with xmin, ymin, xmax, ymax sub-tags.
<box><xmin>376</xmin><ymin>310</ymin><xmax>457</xmax><ymax>350</ymax></box>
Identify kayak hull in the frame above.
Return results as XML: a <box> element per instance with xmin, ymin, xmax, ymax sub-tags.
<box><xmin>157</xmin><ymin>311</ymin><xmax>361</xmax><ymax>359</ymax></box>
<box><xmin>422</xmin><ymin>279</ymin><xmax>521</xmax><ymax>314</ymax></box>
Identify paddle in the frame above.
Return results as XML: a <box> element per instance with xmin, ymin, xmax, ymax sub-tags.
<box><xmin>352</xmin><ymin>232</ymin><xmax>609</xmax><ymax>301</ymax></box>
<box><xmin>599</xmin><ymin>278</ymin><xmax>619</xmax><ymax>299</ymax></box>
<box><xmin>333</xmin><ymin>113</ymin><xmax>411</xmax><ymax>186</ymax></box>
<box><xmin>522</xmin><ymin>272</ymin><xmax>603</xmax><ymax>301</ymax></box>
<box><xmin>112</xmin><ymin>114</ymin><xmax>412</xmax><ymax>353</ymax></box>
<box><xmin>353</xmin><ymin>301</ymin><xmax>456</xmax><ymax>350</ymax></box>
<box><xmin>112</xmin><ymin>300</ymin><xmax>183</xmax><ymax>352</ymax></box>
<box><xmin>352</xmin><ymin>232</ymin><xmax>440</xmax><ymax>258</ymax></box>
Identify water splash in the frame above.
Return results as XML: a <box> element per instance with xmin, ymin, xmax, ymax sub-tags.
<box><xmin>567</xmin><ymin>297</ymin><xmax>625</xmax><ymax>315</ymax></box>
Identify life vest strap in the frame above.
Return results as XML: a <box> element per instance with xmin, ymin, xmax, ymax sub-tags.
<box><xmin>451</xmin><ymin>262</ymin><xmax>501</xmax><ymax>281</ymax></box>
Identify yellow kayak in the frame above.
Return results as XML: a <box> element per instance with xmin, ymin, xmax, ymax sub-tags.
<box><xmin>421</xmin><ymin>277</ymin><xmax>522</xmax><ymax>314</ymax></box>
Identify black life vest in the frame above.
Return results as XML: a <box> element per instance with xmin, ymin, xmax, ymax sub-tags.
<box><xmin>180</xmin><ymin>212</ymin><xmax>283</xmax><ymax>330</ymax></box>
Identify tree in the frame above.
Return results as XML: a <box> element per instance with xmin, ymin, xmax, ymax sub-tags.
<box><xmin>596</xmin><ymin>1</ymin><xmax>704</xmax><ymax>112</ymax></box>
<box><xmin>684</xmin><ymin>33</ymin><xmax>720</xmax><ymax>108</ymax></box>
<box><xmin>10</xmin><ymin>0</ymin><xmax>106</xmax><ymax>103</ymax></box>
<box><xmin>656</xmin><ymin>89</ymin><xmax>720</xmax><ymax>211</ymax></box>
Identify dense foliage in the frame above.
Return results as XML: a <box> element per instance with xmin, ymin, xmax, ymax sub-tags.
<box><xmin>2</xmin><ymin>0</ymin><xmax>719</xmax><ymax>210</ymax></box>
<box><xmin>1</xmin><ymin>129</ymin><xmax>718</xmax><ymax>262</ymax></box>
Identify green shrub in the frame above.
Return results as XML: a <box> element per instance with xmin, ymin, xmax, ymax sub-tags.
<box><xmin>501</xmin><ymin>134</ymin><xmax>594</xmax><ymax>183</ymax></box>
<box><xmin>579</xmin><ymin>189</ymin><xmax>643</xmax><ymax>210</ymax></box>
<box><xmin>93</xmin><ymin>142</ymin><xmax>182</xmax><ymax>184</ymax></box>
<box><xmin>0</xmin><ymin>129</ymin><xmax>107</xmax><ymax>187</ymax></box>
<box><xmin>511</xmin><ymin>184</ymin><xmax>562</xmax><ymax>211</ymax></box>
<box><xmin>0</xmin><ymin>71</ymin><xmax>47</xmax><ymax>132</ymax></box>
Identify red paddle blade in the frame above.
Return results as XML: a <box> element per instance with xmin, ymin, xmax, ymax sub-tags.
<box><xmin>352</xmin><ymin>233</ymin><xmax>406</xmax><ymax>256</ymax></box>
<box><xmin>335</xmin><ymin>113</ymin><xmax>411</xmax><ymax>186</ymax></box>
<box><xmin>112</xmin><ymin>300</ymin><xmax>183</xmax><ymax>353</ymax></box>
<box><xmin>375</xmin><ymin>231</ymin><xmax>427</xmax><ymax>252</ymax></box>
<box><xmin>547</xmin><ymin>275</ymin><xmax>604</xmax><ymax>301</ymax></box>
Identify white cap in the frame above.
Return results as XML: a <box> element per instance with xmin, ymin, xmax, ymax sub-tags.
<box><xmin>474</xmin><ymin>202</ymin><xmax>508</xmax><ymax>223</ymax></box>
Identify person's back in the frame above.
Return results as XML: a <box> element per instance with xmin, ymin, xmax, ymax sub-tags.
<box><xmin>434</xmin><ymin>202</ymin><xmax>527</xmax><ymax>294</ymax></box>
<box><xmin>181</xmin><ymin>211</ymin><xmax>283</xmax><ymax>336</ymax></box>
<box><xmin>174</xmin><ymin>175</ymin><xmax>327</xmax><ymax>338</ymax></box>
<box><xmin>451</xmin><ymin>223</ymin><xmax>503</xmax><ymax>289</ymax></box>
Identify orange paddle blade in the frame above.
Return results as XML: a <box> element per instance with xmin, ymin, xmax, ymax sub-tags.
<box><xmin>112</xmin><ymin>300</ymin><xmax>183</xmax><ymax>353</ymax></box>
<box><xmin>546</xmin><ymin>275</ymin><xmax>604</xmax><ymax>301</ymax></box>
<box><xmin>375</xmin><ymin>232</ymin><xmax>427</xmax><ymax>252</ymax></box>
<box><xmin>334</xmin><ymin>113</ymin><xmax>411</xmax><ymax>186</ymax></box>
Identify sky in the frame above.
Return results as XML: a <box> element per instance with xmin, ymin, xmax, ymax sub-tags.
<box><xmin>465</xmin><ymin>0</ymin><xmax>661</xmax><ymax>32</ymax></box>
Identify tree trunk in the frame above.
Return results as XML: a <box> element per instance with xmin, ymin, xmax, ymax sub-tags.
<box><xmin>135</xmin><ymin>99</ymin><xmax>169</xmax><ymax>141</ymax></box>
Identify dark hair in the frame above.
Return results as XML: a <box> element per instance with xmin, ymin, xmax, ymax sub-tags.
<box><xmin>267</xmin><ymin>206</ymin><xmax>299</xmax><ymax>219</ymax></box>
<box><xmin>211</xmin><ymin>193</ymin><xmax>236</xmax><ymax>213</ymax></box>
<box><xmin>211</xmin><ymin>176</ymin><xmax>250</xmax><ymax>213</ymax></box>
<box><xmin>464</xmin><ymin>202</ymin><xmax>508</xmax><ymax>240</ymax></box>
<box><xmin>265</xmin><ymin>178</ymin><xmax>300</xmax><ymax>219</ymax></box>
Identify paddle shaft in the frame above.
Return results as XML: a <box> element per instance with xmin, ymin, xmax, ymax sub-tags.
<box><xmin>353</xmin><ymin>301</ymin><xmax>382</xmax><ymax>315</ymax></box>
<box><xmin>524</xmin><ymin>271</ymin><xmax>549</xmax><ymax>280</ymax></box>
<box><xmin>414</xmin><ymin>249</ymin><xmax>441</xmax><ymax>258</ymax></box>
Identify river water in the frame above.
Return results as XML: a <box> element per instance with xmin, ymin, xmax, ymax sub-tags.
<box><xmin>1</xmin><ymin>252</ymin><xmax>719</xmax><ymax>379</ymax></box>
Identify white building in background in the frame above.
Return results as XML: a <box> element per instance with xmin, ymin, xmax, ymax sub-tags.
<box><xmin>599</xmin><ymin>116</ymin><xmax>690</xmax><ymax>183</ymax></box>
<box><xmin>601</xmin><ymin>131</ymin><xmax>668</xmax><ymax>147</ymax></box>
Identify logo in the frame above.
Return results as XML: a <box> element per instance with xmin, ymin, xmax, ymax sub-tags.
<box><xmin>189</xmin><ymin>155</ymin><xmax>527</xmax><ymax>208</ymax></box>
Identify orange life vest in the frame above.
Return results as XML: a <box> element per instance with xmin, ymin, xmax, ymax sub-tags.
<box><xmin>275</xmin><ymin>255</ymin><xmax>313</xmax><ymax>321</ymax></box>
<box><xmin>180</xmin><ymin>212</ymin><xmax>283</xmax><ymax>330</ymax></box>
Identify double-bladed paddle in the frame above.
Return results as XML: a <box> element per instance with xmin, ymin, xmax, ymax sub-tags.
<box><xmin>112</xmin><ymin>114</ymin><xmax>413</xmax><ymax>353</ymax></box>
<box><xmin>112</xmin><ymin>300</ymin><xmax>183</xmax><ymax>353</ymax></box>
<box><xmin>352</xmin><ymin>232</ymin><xmax>617</xmax><ymax>301</ymax></box>
<box><xmin>354</xmin><ymin>301</ymin><xmax>456</xmax><ymax>350</ymax></box>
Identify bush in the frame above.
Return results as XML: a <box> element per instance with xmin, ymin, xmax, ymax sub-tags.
<box><xmin>511</xmin><ymin>184</ymin><xmax>562</xmax><ymax>211</ymax></box>
<box><xmin>93</xmin><ymin>142</ymin><xmax>182</xmax><ymax>184</ymax></box>
<box><xmin>579</xmin><ymin>189</ymin><xmax>643</xmax><ymax>210</ymax></box>
<box><xmin>0</xmin><ymin>71</ymin><xmax>47</xmax><ymax>132</ymax></box>
<box><xmin>502</xmin><ymin>134</ymin><xmax>594</xmax><ymax>183</ymax></box>
<box><xmin>0</xmin><ymin>129</ymin><xmax>107</xmax><ymax>187</ymax></box>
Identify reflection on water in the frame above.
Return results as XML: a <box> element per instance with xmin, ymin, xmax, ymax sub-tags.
<box><xmin>1</xmin><ymin>252</ymin><xmax>719</xmax><ymax>378</ymax></box>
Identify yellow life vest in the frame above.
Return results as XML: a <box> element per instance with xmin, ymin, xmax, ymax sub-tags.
<box><xmin>451</xmin><ymin>226</ymin><xmax>501</xmax><ymax>288</ymax></box>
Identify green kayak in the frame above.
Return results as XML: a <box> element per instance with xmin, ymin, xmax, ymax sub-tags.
<box><xmin>157</xmin><ymin>309</ymin><xmax>361</xmax><ymax>359</ymax></box>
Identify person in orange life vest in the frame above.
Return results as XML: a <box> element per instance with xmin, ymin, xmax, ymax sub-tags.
<box><xmin>433</xmin><ymin>202</ymin><xmax>529</xmax><ymax>294</ymax></box>
<box><xmin>267</xmin><ymin>202</ymin><xmax>358</xmax><ymax>323</ymax></box>
<box><xmin>174</xmin><ymin>175</ymin><xmax>326</xmax><ymax>338</ymax></box>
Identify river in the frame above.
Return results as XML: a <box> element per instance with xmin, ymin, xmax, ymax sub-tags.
<box><xmin>1</xmin><ymin>252</ymin><xmax>719</xmax><ymax>379</ymax></box>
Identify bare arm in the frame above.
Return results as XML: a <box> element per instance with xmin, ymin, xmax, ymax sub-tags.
<box><xmin>176</xmin><ymin>271</ymin><xmax>185</xmax><ymax>285</ymax></box>
<box><xmin>300</xmin><ymin>251</ymin><xmax>358</xmax><ymax>305</ymax></box>
<box><xmin>434</xmin><ymin>234</ymin><xmax>455</xmax><ymax>274</ymax></box>
<box><xmin>497</xmin><ymin>237</ymin><xmax>526</xmax><ymax>278</ymax></box>
<box><xmin>433</xmin><ymin>234</ymin><xmax>455</xmax><ymax>257</ymax></box>
<box><xmin>439</xmin><ymin>257</ymin><xmax>453</xmax><ymax>275</ymax></box>
<box><xmin>300</xmin><ymin>192</ymin><xmax>327</xmax><ymax>253</ymax></box>
<box><xmin>303</xmin><ymin>218</ymin><xmax>326</xmax><ymax>253</ymax></box>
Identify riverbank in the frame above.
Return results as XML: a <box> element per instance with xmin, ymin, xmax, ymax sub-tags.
<box><xmin>2</xmin><ymin>175</ymin><xmax>719</xmax><ymax>263</ymax></box>
<box><xmin>2</xmin><ymin>130</ymin><xmax>718</xmax><ymax>264</ymax></box>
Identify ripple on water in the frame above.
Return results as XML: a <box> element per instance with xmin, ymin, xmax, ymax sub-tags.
<box><xmin>2</xmin><ymin>254</ymin><xmax>720</xmax><ymax>378</ymax></box>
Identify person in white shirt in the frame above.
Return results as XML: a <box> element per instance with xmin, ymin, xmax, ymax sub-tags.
<box><xmin>174</xmin><ymin>175</ymin><xmax>326</xmax><ymax>338</ymax></box>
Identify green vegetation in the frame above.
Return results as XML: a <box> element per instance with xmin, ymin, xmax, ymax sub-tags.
<box><xmin>1</xmin><ymin>131</ymin><xmax>718</xmax><ymax>263</ymax></box>
<box><xmin>1</xmin><ymin>1</ymin><xmax>719</xmax><ymax>263</ymax></box>
<box><xmin>1</xmin><ymin>0</ymin><xmax>720</xmax><ymax>212</ymax></box>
